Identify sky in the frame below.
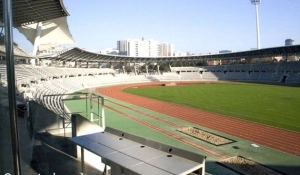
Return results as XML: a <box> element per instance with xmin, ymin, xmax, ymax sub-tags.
<box><xmin>13</xmin><ymin>0</ymin><xmax>300</xmax><ymax>55</ymax></box>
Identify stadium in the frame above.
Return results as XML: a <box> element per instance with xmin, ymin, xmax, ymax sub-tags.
<box><xmin>0</xmin><ymin>1</ymin><xmax>300</xmax><ymax>175</ymax></box>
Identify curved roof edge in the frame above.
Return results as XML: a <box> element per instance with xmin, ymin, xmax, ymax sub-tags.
<box><xmin>42</xmin><ymin>45</ymin><xmax>300</xmax><ymax>63</ymax></box>
<box><xmin>59</xmin><ymin>0</ymin><xmax>70</xmax><ymax>16</ymax></box>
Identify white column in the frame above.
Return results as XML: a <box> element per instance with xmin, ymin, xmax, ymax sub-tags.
<box><xmin>157</xmin><ymin>65</ymin><xmax>160</xmax><ymax>75</ymax></box>
<box><xmin>122</xmin><ymin>65</ymin><xmax>126</xmax><ymax>74</ymax></box>
<box><xmin>32</xmin><ymin>22</ymin><xmax>42</xmax><ymax>57</ymax></box>
<box><xmin>134</xmin><ymin>64</ymin><xmax>137</xmax><ymax>75</ymax></box>
<box><xmin>145</xmin><ymin>65</ymin><xmax>149</xmax><ymax>75</ymax></box>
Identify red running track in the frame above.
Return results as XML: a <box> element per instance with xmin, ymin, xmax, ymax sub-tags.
<box><xmin>97</xmin><ymin>83</ymin><xmax>300</xmax><ymax>157</ymax></box>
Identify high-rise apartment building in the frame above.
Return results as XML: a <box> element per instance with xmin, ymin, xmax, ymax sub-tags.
<box><xmin>117</xmin><ymin>39</ymin><xmax>129</xmax><ymax>55</ymax></box>
<box><xmin>147</xmin><ymin>39</ymin><xmax>160</xmax><ymax>57</ymax></box>
<box><xmin>117</xmin><ymin>38</ymin><xmax>172</xmax><ymax>57</ymax></box>
<box><xmin>158</xmin><ymin>43</ymin><xmax>174</xmax><ymax>56</ymax></box>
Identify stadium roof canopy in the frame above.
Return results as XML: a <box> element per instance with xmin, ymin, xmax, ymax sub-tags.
<box><xmin>0</xmin><ymin>0</ymin><xmax>71</xmax><ymax>58</ymax></box>
<box><xmin>42</xmin><ymin>45</ymin><xmax>300</xmax><ymax>64</ymax></box>
<box><xmin>16</xmin><ymin>17</ymin><xmax>75</xmax><ymax>50</ymax></box>
<box><xmin>0</xmin><ymin>0</ymin><xmax>69</xmax><ymax>27</ymax></box>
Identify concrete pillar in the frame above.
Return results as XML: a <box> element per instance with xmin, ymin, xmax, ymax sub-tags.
<box><xmin>30</xmin><ymin>59</ymin><xmax>36</xmax><ymax>66</ymax></box>
<box><xmin>134</xmin><ymin>65</ymin><xmax>137</xmax><ymax>75</ymax></box>
<box><xmin>32</xmin><ymin>22</ymin><xmax>42</xmax><ymax>58</ymax></box>
<box><xmin>122</xmin><ymin>65</ymin><xmax>126</xmax><ymax>74</ymax></box>
<box><xmin>157</xmin><ymin>65</ymin><xmax>160</xmax><ymax>75</ymax></box>
<box><xmin>145</xmin><ymin>65</ymin><xmax>149</xmax><ymax>75</ymax></box>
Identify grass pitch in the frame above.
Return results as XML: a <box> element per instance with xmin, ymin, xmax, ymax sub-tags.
<box><xmin>123</xmin><ymin>83</ymin><xmax>300</xmax><ymax>132</ymax></box>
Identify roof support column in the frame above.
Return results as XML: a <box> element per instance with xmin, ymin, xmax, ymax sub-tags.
<box><xmin>32</xmin><ymin>22</ymin><xmax>42</xmax><ymax>58</ymax></box>
<box><xmin>134</xmin><ymin>64</ymin><xmax>137</xmax><ymax>75</ymax></box>
<box><xmin>110</xmin><ymin>63</ymin><xmax>114</xmax><ymax>69</ymax></box>
<box><xmin>168</xmin><ymin>62</ymin><xmax>172</xmax><ymax>72</ymax></box>
<box><xmin>283</xmin><ymin>54</ymin><xmax>288</xmax><ymax>62</ymax></box>
<box><xmin>145</xmin><ymin>64</ymin><xmax>149</xmax><ymax>75</ymax></box>
<box><xmin>157</xmin><ymin>64</ymin><xmax>160</xmax><ymax>75</ymax></box>
<box><xmin>31</xmin><ymin>21</ymin><xmax>42</xmax><ymax>66</ymax></box>
<box><xmin>122</xmin><ymin>65</ymin><xmax>126</xmax><ymax>74</ymax></box>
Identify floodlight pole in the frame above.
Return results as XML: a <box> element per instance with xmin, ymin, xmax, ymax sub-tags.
<box><xmin>251</xmin><ymin>0</ymin><xmax>261</xmax><ymax>49</ymax></box>
<box><xmin>254</xmin><ymin>3</ymin><xmax>260</xmax><ymax>49</ymax></box>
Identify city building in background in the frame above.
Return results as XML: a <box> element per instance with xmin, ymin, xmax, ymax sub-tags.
<box><xmin>158</xmin><ymin>42</ymin><xmax>174</xmax><ymax>56</ymax></box>
<box><xmin>117</xmin><ymin>39</ymin><xmax>129</xmax><ymax>55</ymax></box>
<box><xmin>117</xmin><ymin>38</ymin><xmax>173</xmax><ymax>57</ymax></box>
<box><xmin>99</xmin><ymin>48</ymin><xmax>119</xmax><ymax>55</ymax></box>
<box><xmin>219</xmin><ymin>50</ymin><xmax>233</xmax><ymax>54</ymax></box>
<box><xmin>285</xmin><ymin>39</ymin><xmax>295</xmax><ymax>46</ymax></box>
<box><xmin>127</xmin><ymin>38</ymin><xmax>147</xmax><ymax>57</ymax></box>
<box><xmin>173</xmin><ymin>51</ymin><xmax>188</xmax><ymax>56</ymax></box>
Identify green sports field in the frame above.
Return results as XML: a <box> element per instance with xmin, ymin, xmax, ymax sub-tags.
<box><xmin>123</xmin><ymin>83</ymin><xmax>300</xmax><ymax>132</ymax></box>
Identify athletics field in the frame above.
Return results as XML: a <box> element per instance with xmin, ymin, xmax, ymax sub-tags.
<box><xmin>65</xmin><ymin>82</ymin><xmax>300</xmax><ymax>175</ymax></box>
<box><xmin>123</xmin><ymin>82</ymin><xmax>300</xmax><ymax>132</ymax></box>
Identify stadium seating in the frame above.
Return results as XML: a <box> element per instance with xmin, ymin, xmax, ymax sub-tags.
<box><xmin>171</xmin><ymin>62</ymin><xmax>300</xmax><ymax>83</ymax></box>
<box><xmin>150</xmin><ymin>73</ymin><xmax>181</xmax><ymax>81</ymax></box>
<box><xmin>1</xmin><ymin>61</ymin><xmax>299</xmax><ymax>120</ymax></box>
<box><xmin>180</xmin><ymin>72</ymin><xmax>201</xmax><ymax>80</ymax></box>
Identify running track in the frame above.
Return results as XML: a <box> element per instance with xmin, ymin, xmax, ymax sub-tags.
<box><xmin>97</xmin><ymin>83</ymin><xmax>300</xmax><ymax>157</ymax></box>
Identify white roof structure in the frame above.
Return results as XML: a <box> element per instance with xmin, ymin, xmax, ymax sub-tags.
<box><xmin>17</xmin><ymin>17</ymin><xmax>75</xmax><ymax>52</ymax></box>
<box><xmin>0</xmin><ymin>0</ymin><xmax>72</xmax><ymax>58</ymax></box>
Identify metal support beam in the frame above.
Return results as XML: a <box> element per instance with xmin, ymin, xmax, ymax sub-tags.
<box><xmin>81</xmin><ymin>147</ymin><xmax>85</xmax><ymax>174</ymax></box>
<box><xmin>101</xmin><ymin>97</ymin><xmax>105</xmax><ymax>129</ymax></box>
<box><xmin>3</xmin><ymin>0</ymin><xmax>21</xmax><ymax>174</ymax></box>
